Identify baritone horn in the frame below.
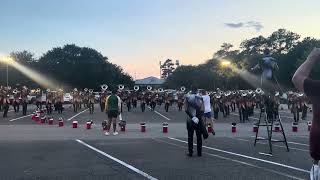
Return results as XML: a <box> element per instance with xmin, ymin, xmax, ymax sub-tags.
<box><xmin>101</xmin><ymin>84</ymin><xmax>108</xmax><ymax>91</ymax></box>
<box><xmin>134</xmin><ymin>85</ymin><xmax>139</xmax><ymax>91</ymax></box>
<box><xmin>118</xmin><ymin>84</ymin><xmax>124</xmax><ymax>90</ymax></box>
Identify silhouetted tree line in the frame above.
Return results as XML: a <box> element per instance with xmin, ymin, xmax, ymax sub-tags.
<box><xmin>0</xmin><ymin>44</ymin><xmax>133</xmax><ymax>91</ymax></box>
<box><xmin>165</xmin><ymin>29</ymin><xmax>320</xmax><ymax>90</ymax></box>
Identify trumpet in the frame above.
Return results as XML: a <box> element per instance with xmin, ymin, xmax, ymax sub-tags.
<box><xmin>101</xmin><ymin>84</ymin><xmax>108</xmax><ymax>91</ymax></box>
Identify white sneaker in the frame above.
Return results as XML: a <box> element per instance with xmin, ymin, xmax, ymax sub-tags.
<box><xmin>113</xmin><ymin>131</ymin><xmax>118</xmax><ymax>135</ymax></box>
<box><xmin>105</xmin><ymin>132</ymin><xmax>110</xmax><ymax>136</ymax></box>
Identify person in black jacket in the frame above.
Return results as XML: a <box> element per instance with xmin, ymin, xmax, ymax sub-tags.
<box><xmin>184</xmin><ymin>86</ymin><xmax>207</xmax><ymax>157</ymax></box>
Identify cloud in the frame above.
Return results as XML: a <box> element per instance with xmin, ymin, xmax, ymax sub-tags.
<box><xmin>224</xmin><ymin>21</ymin><xmax>263</xmax><ymax>32</ymax></box>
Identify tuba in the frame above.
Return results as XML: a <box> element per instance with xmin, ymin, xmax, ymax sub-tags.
<box><xmin>147</xmin><ymin>86</ymin><xmax>152</xmax><ymax>91</ymax></box>
<box><xmin>180</xmin><ymin>86</ymin><xmax>186</xmax><ymax>92</ymax></box>
<box><xmin>84</xmin><ymin>88</ymin><xmax>88</xmax><ymax>92</ymax></box>
<box><xmin>89</xmin><ymin>89</ymin><xmax>93</xmax><ymax>94</ymax></box>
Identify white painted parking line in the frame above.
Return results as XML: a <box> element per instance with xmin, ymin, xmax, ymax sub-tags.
<box><xmin>251</xmin><ymin>136</ymin><xmax>309</xmax><ymax>147</ymax></box>
<box><xmin>9</xmin><ymin>114</ymin><xmax>33</xmax><ymax>122</ymax></box>
<box><xmin>76</xmin><ymin>139</ymin><xmax>158</xmax><ymax>180</ymax></box>
<box><xmin>148</xmin><ymin>107</ymin><xmax>171</xmax><ymax>121</ymax></box>
<box><xmin>67</xmin><ymin>109</ymin><xmax>88</xmax><ymax>121</ymax></box>
<box><xmin>168</xmin><ymin>137</ymin><xmax>309</xmax><ymax>174</ymax></box>
<box><xmin>235</xmin><ymin>138</ymin><xmax>308</xmax><ymax>152</ymax></box>
<box><xmin>154</xmin><ymin>138</ymin><xmax>304</xmax><ymax>180</ymax></box>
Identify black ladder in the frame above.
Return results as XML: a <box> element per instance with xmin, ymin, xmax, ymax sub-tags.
<box><xmin>254</xmin><ymin>108</ymin><xmax>289</xmax><ymax>154</ymax></box>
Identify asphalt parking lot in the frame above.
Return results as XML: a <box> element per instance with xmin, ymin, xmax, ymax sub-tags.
<box><xmin>0</xmin><ymin>103</ymin><xmax>312</xmax><ymax>180</ymax></box>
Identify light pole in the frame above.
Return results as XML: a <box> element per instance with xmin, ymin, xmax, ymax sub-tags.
<box><xmin>0</xmin><ymin>56</ymin><xmax>13</xmax><ymax>87</ymax></box>
<box><xmin>6</xmin><ymin>63</ymin><xmax>8</xmax><ymax>87</ymax></box>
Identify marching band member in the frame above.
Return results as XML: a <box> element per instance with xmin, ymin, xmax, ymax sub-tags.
<box><xmin>72</xmin><ymin>89</ymin><xmax>80</xmax><ymax>113</ymax></box>
<box><xmin>35</xmin><ymin>89</ymin><xmax>42</xmax><ymax>110</ymax></box>
<box><xmin>88</xmin><ymin>89</ymin><xmax>95</xmax><ymax>114</ymax></box>
<box><xmin>13</xmin><ymin>89</ymin><xmax>20</xmax><ymax>113</ymax></box>
<box><xmin>150</xmin><ymin>93</ymin><xmax>157</xmax><ymax>111</ymax></box>
<box><xmin>56</xmin><ymin>89</ymin><xmax>64</xmax><ymax>114</ymax></box>
<box><xmin>46</xmin><ymin>89</ymin><xmax>53</xmax><ymax>115</ymax></box>
<box><xmin>164</xmin><ymin>93</ymin><xmax>170</xmax><ymax>112</ymax></box>
<box><xmin>140</xmin><ymin>92</ymin><xmax>146</xmax><ymax>112</ymax></box>
<box><xmin>2</xmin><ymin>88</ymin><xmax>10</xmax><ymax>118</ymax></box>
<box><xmin>21</xmin><ymin>87</ymin><xmax>28</xmax><ymax>116</ymax></box>
<box><xmin>177</xmin><ymin>92</ymin><xmax>184</xmax><ymax>111</ymax></box>
<box><xmin>100</xmin><ymin>90</ymin><xmax>107</xmax><ymax>112</ymax></box>
<box><xmin>104</xmin><ymin>90</ymin><xmax>122</xmax><ymax>136</ymax></box>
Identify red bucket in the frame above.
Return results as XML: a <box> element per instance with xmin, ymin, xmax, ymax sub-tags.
<box><xmin>58</xmin><ymin>120</ymin><xmax>64</xmax><ymax>127</ymax></box>
<box><xmin>73</xmin><ymin>121</ymin><xmax>78</xmax><ymax>128</ymax></box>
<box><xmin>140</xmin><ymin>123</ymin><xmax>146</xmax><ymax>132</ymax></box>
<box><xmin>86</xmin><ymin>122</ymin><xmax>91</xmax><ymax>129</ymax></box>
<box><xmin>48</xmin><ymin>118</ymin><xmax>53</xmax><ymax>125</ymax></box>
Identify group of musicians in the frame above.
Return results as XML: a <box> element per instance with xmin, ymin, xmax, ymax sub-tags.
<box><xmin>0</xmin><ymin>85</ymin><xmax>310</xmax><ymax>124</ymax></box>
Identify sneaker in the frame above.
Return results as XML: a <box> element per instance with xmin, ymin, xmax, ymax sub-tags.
<box><xmin>105</xmin><ymin>132</ymin><xmax>110</xmax><ymax>136</ymax></box>
<box><xmin>113</xmin><ymin>132</ymin><xmax>118</xmax><ymax>135</ymax></box>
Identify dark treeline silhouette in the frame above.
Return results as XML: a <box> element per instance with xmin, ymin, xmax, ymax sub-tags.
<box><xmin>0</xmin><ymin>44</ymin><xmax>133</xmax><ymax>91</ymax></box>
<box><xmin>165</xmin><ymin>29</ymin><xmax>320</xmax><ymax>90</ymax></box>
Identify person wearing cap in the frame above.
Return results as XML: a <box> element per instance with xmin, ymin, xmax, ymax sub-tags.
<box><xmin>292</xmin><ymin>48</ymin><xmax>320</xmax><ymax>177</ymax></box>
<box><xmin>184</xmin><ymin>86</ymin><xmax>207</xmax><ymax>157</ymax></box>
<box><xmin>104</xmin><ymin>90</ymin><xmax>122</xmax><ymax>136</ymax></box>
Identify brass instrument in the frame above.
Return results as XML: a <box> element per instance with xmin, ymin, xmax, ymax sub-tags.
<box><xmin>101</xmin><ymin>84</ymin><xmax>108</xmax><ymax>91</ymax></box>
<box><xmin>134</xmin><ymin>85</ymin><xmax>139</xmax><ymax>91</ymax></box>
<box><xmin>180</xmin><ymin>86</ymin><xmax>186</xmax><ymax>92</ymax></box>
<box><xmin>118</xmin><ymin>84</ymin><xmax>124</xmax><ymax>90</ymax></box>
<box><xmin>147</xmin><ymin>86</ymin><xmax>152</xmax><ymax>91</ymax></box>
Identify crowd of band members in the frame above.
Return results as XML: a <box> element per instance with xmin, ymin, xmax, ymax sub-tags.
<box><xmin>0</xmin><ymin>85</ymin><xmax>311</xmax><ymax>124</ymax></box>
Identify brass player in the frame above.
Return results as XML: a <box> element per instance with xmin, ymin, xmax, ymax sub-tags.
<box><xmin>88</xmin><ymin>89</ymin><xmax>95</xmax><ymax>114</ymax></box>
<box><xmin>21</xmin><ymin>86</ymin><xmax>29</xmax><ymax>116</ymax></box>
<box><xmin>12</xmin><ymin>88</ymin><xmax>20</xmax><ymax>113</ymax></box>
<box><xmin>72</xmin><ymin>88</ymin><xmax>80</xmax><ymax>113</ymax></box>
<box><xmin>2</xmin><ymin>87</ymin><xmax>10</xmax><ymax>118</ymax></box>
<box><xmin>46</xmin><ymin>89</ymin><xmax>53</xmax><ymax>115</ymax></box>
<box><xmin>56</xmin><ymin>89</ymin><xmax>64</xmax><ymax>114</ymax></box>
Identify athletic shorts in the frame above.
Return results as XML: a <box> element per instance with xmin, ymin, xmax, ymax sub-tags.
<box><xmin>107</xmin><ymin>110</ymin><xmax>119</xmax><ymax>119</ymax></box>
<box><xmin>204</xmin><ymin>112</ymin><xmax>212</xmax><ymax>118</ymax></box>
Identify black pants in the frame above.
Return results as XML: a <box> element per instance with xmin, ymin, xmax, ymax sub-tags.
<box><xmin>57</xmin><ymin>102</ymin><xmax>63</xmax><ymax>114</ymax></box>
<box><xmin>141</xmin><ymin>103</ymin><xmax>146</xmax><ymax>112</ymax></box>
<box><xmin>133</xmin><ymin>100</ymin><xmax>137</xmax><ymax>108</ymax></box>
<box><xmin>88</xmin><ymin>102</ymin><xmax>94</xmax><ymax>114</ymax></box>
<box><xmin>100</xmin><ymin>102</ymin><xmax>105</xmax><ymax>112</ymax></box>
<box><xmin>165</xmin><ymin>103</ymin><xmax>169</xmax><ymax>112</ymax></box>
<box><xmin>22</xmin><ymin>102</ymin><xmax>27</xmax><ymax>116</ymax></box>
<box><xmin>178</xmin><ymin>102</ymin><xmax>183</xmax><ymax>111</ymax></box>
<box><xmin>46</xmin><ymin>103</ymin><xmax>52</xmax><ymax>115</ymax></box>
<box><xmin>3</xmin><ymin>103</ymin><xmax>9</xmax><ymax>117</ymax></box>
<box><xmin>127</xmin><ymin>102</ymin><xmax>131</xmax><ymax>112</ymax></box>
<box><xmin>150</xmin><ymin>101</ymin><xmax>156</xmax><ymax>111</ymax></box>
<box><xmin>36</xmin><ymin>101</ymin><xmax>42</xmax><ymax>110</ymax></box>
<box><xmin>13</xmin><ymin>101</ymin><xmax>20</xmax><ymax>112</ymax></box>
<box><xmin>187</xmin><ymin>119</ymin><xmax>202</xmax><ymax>156</ymax></box>
<box><xmin>293</xmin><ymin>111</ymin><xmax>300</xmax><ymax>122</ymax></box>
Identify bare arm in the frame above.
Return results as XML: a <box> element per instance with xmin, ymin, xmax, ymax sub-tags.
<box><xmin>292</xmin><ymin>48</ymin><xmax>320</xmax><ymax>91</ymax></box>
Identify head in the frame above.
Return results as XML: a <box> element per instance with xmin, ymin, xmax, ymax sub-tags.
<box><xmin>190</xmin><ymin>85</ymin><xmax>198</xmax><ymax>94</ymax></box>
<box><xmin>201</xmin><ymin>89</ymin><xmax>207</xmax><ymax>95</ymax></box>
<box><xmin>264</xmin><ymin>49</ymin><xmax>271</xmax><ymax>56</ymax></box>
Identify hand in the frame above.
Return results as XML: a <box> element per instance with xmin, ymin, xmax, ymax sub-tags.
<box><xmin>192</xmin><ymin>117</ymin><xmax>199</xmax><ymax>124</ymax></box>
<box><xmin>307</xmin><ymin>48</ymin><xmax>320</xmax><ymax>61</ymax></box>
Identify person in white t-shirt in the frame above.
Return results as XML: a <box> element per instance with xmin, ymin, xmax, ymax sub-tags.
<box><xmin>201</xmin><ymin>90</ymin><xmax>215</xmax><ymax>135</ymax></box>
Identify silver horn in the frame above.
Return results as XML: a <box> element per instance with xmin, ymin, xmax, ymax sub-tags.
<box><xmin>101</xmin><ymin>84</ymin><xmax>108</xmax><ymax>91</ymax></box>
<box><xmin>180</xmin><ymin>86</ymin><xmax>186</xmax><ymax>92</ymax></box>
<box><xmin>118</xmin><ymin>84</ymin><xmax>124</xmax><ymax>90</ymax></box>
<box><xmin>147</xmin><ymin>86</ymin><xmax>152</xmax><ymax>91</ymax></box>
<box><xmin>134</xmin><ymin>85</ymin><xmax>139</xmax><ymax>91</ymax></box>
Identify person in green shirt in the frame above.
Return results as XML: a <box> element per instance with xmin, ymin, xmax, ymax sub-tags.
<box><xmin>104</xmin><ymin>90</ymin><xmax>122</xmax><ymax>136</ymax></box>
